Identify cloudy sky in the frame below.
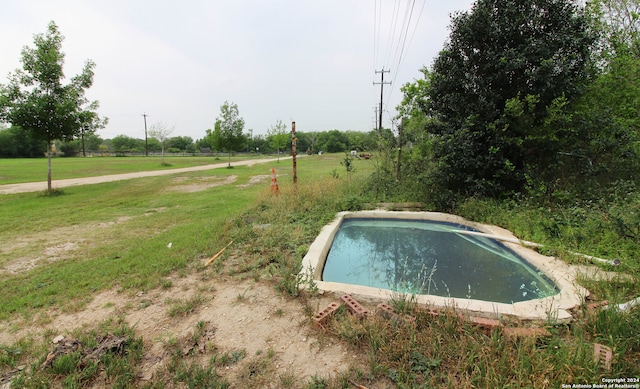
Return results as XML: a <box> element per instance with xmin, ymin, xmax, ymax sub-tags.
<box><xmin>0</xmin><ymin>0</ymin><xmax>474</xmax><ymax>141</ymax></box>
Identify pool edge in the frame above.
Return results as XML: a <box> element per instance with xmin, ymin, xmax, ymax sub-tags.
<box><xmin>301</xmin><ymin>210</ymin><xmax>586</xmax><ymax>323</ymax></box>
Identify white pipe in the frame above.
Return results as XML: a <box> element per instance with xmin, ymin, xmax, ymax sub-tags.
<box><xmin>614</xmin><ymin>297</ymin><xmax>640</xmax><ymax>312</ymax></box>
<box><xmin>450</xmin><ymin>229</ymin><xmax>621</xmax><ymax>266</ymax></box>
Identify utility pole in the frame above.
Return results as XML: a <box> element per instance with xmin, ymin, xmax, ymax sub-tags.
<box><xmin>373</xmin><ymin>68</ymin><xmax>391</xmax><ymax>132</ymax></box>
<box><xmin>397</xmin><ymin>117</ymin><xmax>404</xmax><ymax>180</ymax></box>
<box><xmin>142</xmin><ymin>113</ymin><xmax>149</xmax><ymax>156</ymax></box>
<box><xmin>373</xmin><ymin>106</ymin><xmax>379</xmax><ymax>130</ymax></box>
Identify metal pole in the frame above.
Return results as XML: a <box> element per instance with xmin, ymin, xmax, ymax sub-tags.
<box><xmin>143</xmin><ymin>113</ymin><xmax>149</xmax><ymax>156</ymax></box>
<box><xmin>292</xmin><ymin>121</ymin><xmax>297</xmax><ymax>185</ymax></box>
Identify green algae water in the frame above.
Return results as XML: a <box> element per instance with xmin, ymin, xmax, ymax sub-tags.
<box><xmin>322</xmin><ymin>218</ymin><xmax>558</xmax><ymax>304</ymax></box>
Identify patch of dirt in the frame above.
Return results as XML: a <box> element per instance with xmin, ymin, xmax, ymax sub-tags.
<box><xmin>0</xmin><ymin>207</ymin><xmax>169</xmax><ymax>275</ymax></box>
<box><xmin>165</xmin><ymin>175</ymin><xmax>238</xmax><ymax>193</ymax></box>
<box><xmin>0</xmin><ymin>273</ymin><xmax>352</xmax><ymax>384</ymax></box>
<box><xmin>236</xmin><ymin>174</ymin><xmax>270</xmax><ymax>188</ymax></box>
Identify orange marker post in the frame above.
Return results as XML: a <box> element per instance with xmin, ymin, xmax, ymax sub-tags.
<box><xmin>271</xmin><ymin>168</ymin><xmax>279</xmax><ymax>194</ymax></box>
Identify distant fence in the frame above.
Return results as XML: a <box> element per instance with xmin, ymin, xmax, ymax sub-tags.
<box><xmin>79</xmin><ymin>152</ymin><xmax>258</xmax><ymax>158</ymax></box>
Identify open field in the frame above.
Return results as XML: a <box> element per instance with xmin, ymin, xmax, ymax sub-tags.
<box><xmin>0</xmin><ymin>153</ymin><xmax>377</xmax><ymax>388</ymax></box>
<box><xmin>0</xmin><ymin>155</ymin><xmax>273</xmax><ymax>185</ymax></box>
<box><xmin>0</xmin><ymin>153</ymin><xmax>638</xmax><ymax>388</ymax></box>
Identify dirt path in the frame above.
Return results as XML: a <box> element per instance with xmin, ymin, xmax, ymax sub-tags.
<box><xmin>0</xmin><ymin>156</ymin><xmax>290</xmax><ymax>194</ymax></box>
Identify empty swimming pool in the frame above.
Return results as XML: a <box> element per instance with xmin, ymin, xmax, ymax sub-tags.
<box><xmin>301</xmin><ymin>211</ymin><xmax>585</xmax><ymax>322</ymax></box>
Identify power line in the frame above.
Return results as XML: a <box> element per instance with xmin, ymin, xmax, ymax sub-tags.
<box><xmin>383</xmin><ymin>0</ymin><xmax>401</xmax><ymax>68</ymax></box>
<box><xmin>373</xmin><ymin>0</ymin><xmax>428</xmax><ymax>129</ymax></box>
<box><xmin>390</xmin><ymin>0</ymin><xmax>415</xmax><ymax>71</ymax></box>
<box><xmin>385</xmin><ymin>0</ymin><xmax>428</xmax><ymax>115</ymax></box>
<box><xmin>373</xmin><ymin>0</ymin><xmax>379</xmax><ymax>73</ymax></box>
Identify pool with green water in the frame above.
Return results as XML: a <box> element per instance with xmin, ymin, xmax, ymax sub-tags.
<box><xmin>322</xmin><ymin>218</ymin><xmax>558</xmax><ymax>304</ymax></box>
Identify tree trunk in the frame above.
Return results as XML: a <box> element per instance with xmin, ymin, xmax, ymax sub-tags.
<box><xmin>47</xmin><ymin>139</ymin><xmax>52</xmax><ymax>191</ymax></box>
<box><xmin>81</xmin><ymin>129</ymin><xmax>86</xmax><ymax>157</ymax></box>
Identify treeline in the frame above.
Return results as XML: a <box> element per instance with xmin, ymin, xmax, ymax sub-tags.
<box><xmin>0</xmin><ymin>125</ymin><xmax>384</xmax><ymax>157</ymax></box>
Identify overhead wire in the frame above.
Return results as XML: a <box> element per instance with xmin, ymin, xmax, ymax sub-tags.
<box><xmin>372</xmin><ymin>0</ymin><xmax>380</xmax><ymax>129</ymax></box>
<box><xmin>373</xmin><ymin>0</ymin><xmax>431</xmax><ymax>130</ymax></box>
<box><xmin>384</xmin><ymin>0</ymin><xmax>428</xmax><ymax>122</ymax></box>
<box><xmin>381</xmin><ymin>0</ymin><xmax>415</xmax><ymax>126</ymax></box>
<box><xmin>382</xmin><ymin>0</ymin><xmax>401</xmax><ymax>70</ymax></box>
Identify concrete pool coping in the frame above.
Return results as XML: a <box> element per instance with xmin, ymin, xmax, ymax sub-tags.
<box><xmin>301</xmin><ymin>210</ymin><xmax>587</xmax><ymax>323</ymax></box>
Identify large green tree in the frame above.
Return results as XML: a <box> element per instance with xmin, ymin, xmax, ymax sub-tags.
<box><xmin>0</xmin><ymin>21</ymin><xmax>106</xmax><ymax>191</ymax></box>
<box><xmin>425</xmin><ymin>0</ymin><xmax>596</xmax><ymax>199</ymax></box>
<box><xmin>214</xmin><ymin>101</ymin><xmax>245</xmax><ymax>167</ymax></box>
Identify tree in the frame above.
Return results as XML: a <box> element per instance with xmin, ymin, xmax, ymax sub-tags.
<box><xmin>110</xmin><ymin>135</ymin><xmax>144</xmax><ymax>155</ymax></box>
<box><xmin>167</xmin><ymin>136</ymin><xmax>193</xmax><ymax>152</ymax></box>
<box><xmin>83</xmin><ymin>133</ymin><xmax>104</xmax><ymax>153</ymax></box>
<box><xmin>588</xmin><ymin>0</ymin><xmax>640</xmax><ymax>57</ymax></box>
<box><xmin>204</xmin><ymin>123</ymin><xmax>223</xmax><ymax>157</ymax></box>
<box><xmin>0</xmin><ymin>125</ymin><xmax>47</xmax><ymax>157</ymax></box>
<box><xmin>425</xmin><ymin>0</ymin><xmax>597</xmax><ymax>198</ymax></box>
<box><xmin>148</xmin><ymin>122</ymin><xmax>174</xmax><ymax>164</ymax></box>
<box><xmin>0</xmin><ymin>21</ymin><xmax>106</xmax><ymax>191</ymax></box>
<box><xmin>267</xmin><ymin>120</ymin><xmax>289</xmax><ymax>161</ymax></box>
<box><xmin>215</xmin><ymin>101</ymin><xmax>245</xmax><ymax>167</ymax></box>
<box><xmin>305</xmin><ymin>132</ymin><xmax>318</xmax><ymax>154</ymax></box>
<box><xmin>317</xmin><ymin>130</ymin><xmax>348</xmax><ymax>153</ymax></box>
<box><xmin>396</xmin><ymin>67</ymin><xmax>432</xmax><ymax>148</ymax></box>
<box><xmin>78</xmin><ymin>101</ymin><xmax>108</xmax><ymax>157</ymax></box>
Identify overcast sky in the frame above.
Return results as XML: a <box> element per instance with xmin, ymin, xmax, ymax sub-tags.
<box><xmin>0</xmin><ymin>0</ymin><xmax>474</xmax><ymax>141</ymax></box>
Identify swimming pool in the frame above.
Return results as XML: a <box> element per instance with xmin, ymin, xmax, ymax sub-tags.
<box><xmin>301</xmin><ymin>211</ymin><xmax>585</xmax><ymax>322</ymax></box>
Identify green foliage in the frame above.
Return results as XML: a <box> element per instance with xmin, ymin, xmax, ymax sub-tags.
<box><xmin>317</xmin><ymin>130</ymin><xmax>348</xmax><ymax>153</ymax></box>
<box><xmin>166</xmin><ymin>294</ymin><xmax>205</xmax><ymax>317</ymax></box>
<box><xmin>215</xmin><ymin>101</ymin><xmax>246</xmax><ymax>166</ymax></box>
<box><xmin>167</xmin><ymin>135</ymin><xmax>194</xmax><ymax>152</ymax></box>
<box><xmin>426</xmin><ymin>0</ymin><xmax>597</xmax><ymax>199</ymax></box>
<box><xmin>0</xmin><ymin>21</ymin><xmax>106</xmax><ymax>189</ymax></box>
<box><xmin>587</xmin><ymin>0</ymin><xmax>640</xmax><ymax>58</ymax></box>
<box><xmin>171</xmin><ymin>362</ymin><xmax>230</xmax><ymax>388</ymax></box>
<box><xmin>340</xmin><ymin>152</ymin><xmax>354</xmax><ymax>175</ymax></box>
<box><xmin>204</xmin><ymin>124</ymin><xmax>223</xmax><ymax>154</ymax></box>
<box><xmin>0</xmin><ymin>125</ymin><xmax>47</xmax><ymax>158</ymax></box>
<box><xmin>110</xmin><ymin>134</ymin><xmax>145</xmax><ymax>154</ymax></box>
<box><xmin>267</xmin><ymin>119</ymin><xmax>289</xmax><ymax>160</ymax></box>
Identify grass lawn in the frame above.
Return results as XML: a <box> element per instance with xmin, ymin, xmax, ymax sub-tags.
<box><xmin>0</xmin><ymin>152</ymin><xmax>638</xmax><ymax>388</ymax></box>
<box><xmin>0</xmin><ymin>154</ymin><xmax>276</xmax><ymax>184</ymax></box>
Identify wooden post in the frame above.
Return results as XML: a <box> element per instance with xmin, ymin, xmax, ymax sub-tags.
<box><xmin>292</xmin><ymin>121</ymin><xmax>297</xmax><ymax>185</ymax></box>
<box><xmin>397</xmin><ymin>117</ymin><xmax>404</xmax><ymax>180</ymax></box>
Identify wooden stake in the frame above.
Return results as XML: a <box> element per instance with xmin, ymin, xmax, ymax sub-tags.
<box><xmin>205</xmin><ymin>240</ymin><xmax>233</xmax><ymax>267</ymax></box>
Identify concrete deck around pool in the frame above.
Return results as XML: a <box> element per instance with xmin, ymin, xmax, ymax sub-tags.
<box><xmin>301</xmin><ymin>211</ymin><xmax>587</xmax><ymax>323</ymax></box>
